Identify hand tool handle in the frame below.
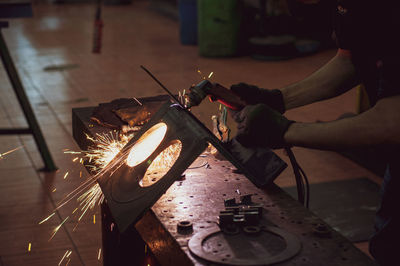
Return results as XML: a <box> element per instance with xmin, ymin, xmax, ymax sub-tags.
<box><xmin>208</xmin><ymin>83</ymin><xmax>246</xmax><ymax>110</ymax></box>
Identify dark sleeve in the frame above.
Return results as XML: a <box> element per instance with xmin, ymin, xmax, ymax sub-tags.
<box><xmin>380</xmin><ymin>49</ymin><xmax>400</xmax><ymax>98</ymax></box>
<box><xmin>332</xmin><ymin>1</ymin><xmax>374</xmax><ymax>50</ymax></box>
<box><xmin>379</xmin><ymin>5</ymin><xmax>400</xmax><ymax>98</ymax></box>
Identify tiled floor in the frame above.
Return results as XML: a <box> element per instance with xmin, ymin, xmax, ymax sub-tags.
<box><xmin>0</xmin><ymin>1</ymin><xmax>379</xmax><ymax>265</ymax></box>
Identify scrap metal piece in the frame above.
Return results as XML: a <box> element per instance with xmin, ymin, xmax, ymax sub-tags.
<box><xmin>243</xmin><ymin>210</ymin><xmax>259</xmax><ymax>225</ymax></box>
<box><xmin>219</xmin><ymin>211</ymin><xmax>234</xmax><ymax>228</ymax></box>
<box><xmin>177</xmin><ymin>221</ymin><xmax>193</xmax><ymax>234</ymax></box>
<box><xmin>232</xmin><ymin>214</ymin><xmax>245</xmax><ymax>225</ymax></box>
<box><xmin>224</xmin><ymin>198</ymin><xmax>237</xmax><ymax>207</ymax></box>
<box><xmin>222</xmin><ymin>224</ymin><xmax>240</xmax><ymax>235</ymax></box>
<box><xmin>313</xmin><ymin>223</ymin><xmax>332</xmax><ymax>238</ymax></box>
<box><xmin>188</xmin><ymin>225</ymin><xmax>301</xmax><ymax>265</ymax></box>
<box><xmin>240</xmin><ymin>194</ymin><xmax>253</xmax><ymax>205</ymax></box>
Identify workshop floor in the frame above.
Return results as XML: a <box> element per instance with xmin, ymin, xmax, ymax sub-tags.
<box><xmin>0</xmin><ymin>1</ymin><xmax>380</xmax><ymax>265</ymax></box>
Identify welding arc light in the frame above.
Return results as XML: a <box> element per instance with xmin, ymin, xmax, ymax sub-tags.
<box><xmin>126</xmin><ymin>123</ymin><xmax>167</xmax><ymax>167</ymax></box>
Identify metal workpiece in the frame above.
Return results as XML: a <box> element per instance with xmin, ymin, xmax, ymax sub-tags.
<box><xmin>177</xmin><ymin>221</ymin><xmax>193</xmax><ymax>235</ymax></box>
<box><xmin>188</xmin><ymin>224</ymin><xmax>301</xmax><ymax>265</ymax></box>
<box><xmin>96</xmin><ymin>100</ymin><xmax>286</xmax><ymax>233</ymax></box>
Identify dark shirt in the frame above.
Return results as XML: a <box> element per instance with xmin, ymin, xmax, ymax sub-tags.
<box><xmin>334</xmin><ymin>1</ymin><xmax>400</xmax><ymax>265</ymax></box>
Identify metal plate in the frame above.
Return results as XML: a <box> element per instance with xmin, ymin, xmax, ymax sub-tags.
<box><xmin>189</xmin><ymin>225</ymin><xmax>301</xmax><ymax>265</ymax></box>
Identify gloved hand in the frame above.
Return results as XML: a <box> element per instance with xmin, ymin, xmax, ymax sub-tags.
<box><xmin>230</xmin><ymin>83</ymin><xmax>285</xmax><ymax>114</ymax></box>
<box><xmin>233</xmin><ymin>104</ymin><xmax>294</xmax><ymax>149</ymax></box>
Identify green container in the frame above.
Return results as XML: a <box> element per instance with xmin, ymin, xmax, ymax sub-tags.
<box><xmin>197</xmin><ymin>0</ymin><xmax>241</xmax><ymax>57</ymax></box>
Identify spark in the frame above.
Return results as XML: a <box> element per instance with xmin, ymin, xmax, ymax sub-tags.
<box><xmin>72</xmin><ymin>157</ymin><xmax>79</xmax><ymax>162</ymax></box>
<box><xmin>98</xmin><ymin>248</ymin><xmax>102</xmax><ymax>260</ymax></box>
<box><xmin>52</xmin><ymin>188</ymin><xmax>57</xmax><ymax>193</ymax></box>
<box><xmin>79</xmin><ymin>171</ymin><xmax>82</xmax><ymax>178</ymax></box>
<box><xmin>49</xmin><ymin>216</ymin><xmax>69</xmax><ymax>241</ymax></box>
<box><xmin>208</xmin><ymin>71</ymin><xmax>214</xmax><ymax>78</ymax></box>
<box><xmin>0</xmin><ymin>146</ymin><xmax>23</xmax><ymax>159</ymax></box>
<box><xmin>63</xmin><ymin>151</ymin><xmax>81</xmax><ymax>154</ymax></box>
<box><xmin>28</xmin><ymin>243</ymin><xmax>31</xmax><ymax>252</ymax></box>
<box><xmin>83</xmin><ymin>132</ymin><xmax>130</xmax><ymax>171</ymax></box>
<box><xmin>63</xmin><ymin>172</ymin><xmax>69</xmax><ymax>179</ymax></box>
<box><xmin>59</xmin><ymin>250</ymin><xmax>69</xmax><ymax>266</ymax></box>
<box><xmin>49</xmin><ymin>127</ymin><xmax>182</xmax><ymax>230</ymax></box>
<box><xmin>133</xmin><ymin>97</ymin><xmax>143</xmax><ymax>106</ymax></box>
<box><xmin>39</xmin><ymin>213</ymin><xmax>55</xmax><ymax>224</ymax></box>
<box><xmin>93</xmin><ymin>214</ymin><xmax>96</xmax><ymax>224</ymax></box>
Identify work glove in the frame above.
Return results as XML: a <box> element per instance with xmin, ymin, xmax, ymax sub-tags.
<box><xmin>230</xmin><ymin>83</ymin><xmax>285</xmax><ymax>114</ymax></box>
<box><xmin>233</xmin><ymin>104</ymin><xmax>294</xmax><ymax>149</ymax></box>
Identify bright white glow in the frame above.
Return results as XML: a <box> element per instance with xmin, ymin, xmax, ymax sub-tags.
<box><xmin>140</xmin><ymin>141</ymin><xmax>182</xmax><ymax>187</ymax></box>
<box><xmin>126</xmin><ymin>123</ymin><xmax>167</xmax><ymax>167</ymax></box>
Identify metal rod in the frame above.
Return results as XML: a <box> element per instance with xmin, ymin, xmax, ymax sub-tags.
<box><xmin>140</xmin><ymin>65</ymin><xmax>184</xmax><ymax>108</ymax></box>
<box><xmin>0</xmin><ymin>128</ymin><xmax>32</xmax><ymax>134</ymax></box>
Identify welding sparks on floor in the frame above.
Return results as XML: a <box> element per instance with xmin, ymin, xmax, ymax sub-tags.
<box><xmin>0</xmin><ymin>146</ymin><xmax>23</xmax><ymax>160</ymax></box>
<box><xmin>58</xmin><ymin>250</ymin><xmax>72</xmax><ymax>266</ymax></box>
<box><xmin>49</xmin><ymin>216</ymin><xmax>69</xmax><ymax>241</ymax></box>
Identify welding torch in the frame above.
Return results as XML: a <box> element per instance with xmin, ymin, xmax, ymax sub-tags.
<box><xmin>141</xmin><ymin>65</ymin><xmax>309</xmax><ymax>207</ymax></box>
<box><xmin>185</xmin><ymin>79</ymin><xmax>310</xmax><ymax>207</ymax></box>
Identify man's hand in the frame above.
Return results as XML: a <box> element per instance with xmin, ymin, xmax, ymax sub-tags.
<box><xmin>230</xmin><ymin>83</ymin><xmax>285</xmax><ymax>114</ymax></box>
<box><xmin>233</xmin><ymin>104</ymin><xmax>294</xmax><ymax>149</ymax></box>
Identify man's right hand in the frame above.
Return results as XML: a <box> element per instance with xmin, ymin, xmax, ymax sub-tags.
<box><xmin>230</xmin><ymin>83</ymin><xmax>285</xmax><ymax>114</ymax></box>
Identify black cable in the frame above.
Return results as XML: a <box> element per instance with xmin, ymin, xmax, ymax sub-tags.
<box><xmin>299</xmin><ymin>165</ymin><xmax>310</xmax><ymax>208</ymax></box>
<box><xmin>285</xmin><ymin>147</ymin><xmax>305</xmax><ymax>205</ymax></box>
<box><xmin>285</xmin><ymin>147</ymin><xmax>310</xmax><ymax>208</ymax></box>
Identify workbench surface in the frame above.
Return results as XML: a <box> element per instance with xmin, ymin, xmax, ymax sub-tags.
<box><xmin>72</xmin><ymin>106</ymin><xmax>377</xmax><ymax>266</ymax></box>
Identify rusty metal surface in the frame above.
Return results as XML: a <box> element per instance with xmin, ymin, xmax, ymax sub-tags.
<box><xmin>72</xmin><ymin>106</ymin><xmax>377</xmax><ymax>266</ymax></box>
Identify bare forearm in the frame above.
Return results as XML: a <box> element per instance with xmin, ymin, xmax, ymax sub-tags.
<box><xmin>280</xmin><ymin>52</ymin><xmax>358</xmax><ymax>110</ymax></box>
<box><xmin>284</xmin><ymin>96</ymin><xmax>400</xmax><ymax>150</ymax></box>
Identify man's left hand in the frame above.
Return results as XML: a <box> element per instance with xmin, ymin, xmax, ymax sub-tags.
<box><xmin>233</xmin><ymin>104</ymin><xmax>294</xmax><ymax>149</ymax></box>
